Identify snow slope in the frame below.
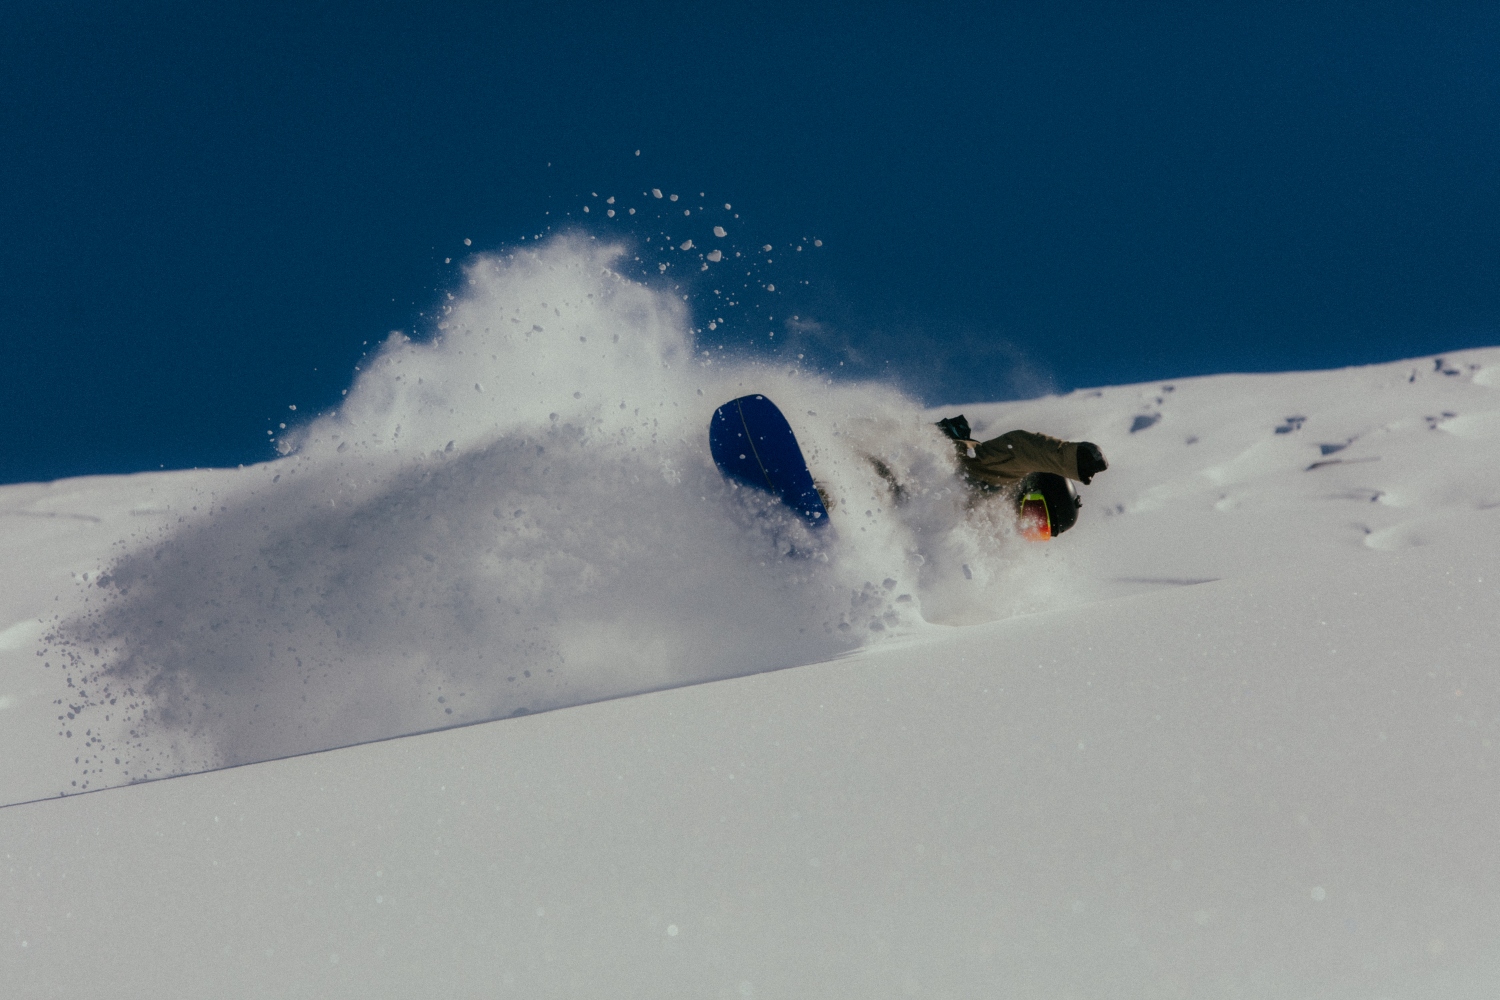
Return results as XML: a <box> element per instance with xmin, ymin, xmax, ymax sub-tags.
<box><xmin>2</xmin><ymin>243</ymin><xmax>1498</xmax><ymax>994</ymax></box>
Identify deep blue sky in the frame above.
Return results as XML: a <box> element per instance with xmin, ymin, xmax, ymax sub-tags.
<box><xmin>4</xmin><ymin>2</ymin><xmax>1498</xmax><ymax>484</ymax></box>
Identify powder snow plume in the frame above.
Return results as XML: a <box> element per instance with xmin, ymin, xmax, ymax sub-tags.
<box><xmin>51</xmin><ymin>236</ymin><xmax>1046</xmax><ymax>787</ymax></box>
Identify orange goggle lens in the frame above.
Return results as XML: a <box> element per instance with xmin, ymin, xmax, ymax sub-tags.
<box><xmin>1018</xmin><ymin>492</ymin><xmax>1051</xmax><ymax>541</ymax></box>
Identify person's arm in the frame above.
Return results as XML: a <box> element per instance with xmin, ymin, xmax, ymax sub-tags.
<box><xmin>937</xmin><ymin>416</ymin><xmax>1108</xmax><ymax>486</ymax></box>
<box><xmin>970</xmin><ymin>430</ymin><xmax>1078</xmax><ymax>482</ymax></box>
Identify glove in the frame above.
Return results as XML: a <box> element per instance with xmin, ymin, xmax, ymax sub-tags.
<box><xmin>935</xmin><ymin>415</ymin><xmax>971</xmax><ymax>442</ymax></box>
<box><xmin>1076</xmin><ymin>442</ymin><xmax>1108</xmax><ymax>484</ymax></box>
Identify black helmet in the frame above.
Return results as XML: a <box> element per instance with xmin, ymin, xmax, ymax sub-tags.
<box><xmin>1015</xmin><ymin>472</ymin><xmax>1081</xmax><ymax>540</ymax></box>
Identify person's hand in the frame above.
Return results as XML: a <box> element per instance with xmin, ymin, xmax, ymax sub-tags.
<box><xmin>935</xmin><ymin>415</ymin><xmax>971</xmax><ymax>441</ymax></box>
<box><xmin>1077</xmin><ymin>442</ymin><xmax>1108</xmax><ymax>484</ymax></box>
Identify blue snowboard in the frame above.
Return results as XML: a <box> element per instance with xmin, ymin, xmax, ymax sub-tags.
<box><xmin>709</xmin><ymin>394</ymin><xmax>830</xmax><ymax>528</ymax></box>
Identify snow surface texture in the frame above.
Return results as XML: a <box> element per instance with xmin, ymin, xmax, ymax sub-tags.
<box><xmin>1</xmin><ymin>239</ymin><xmax>1499</xmax><ymax>995</ymax></box>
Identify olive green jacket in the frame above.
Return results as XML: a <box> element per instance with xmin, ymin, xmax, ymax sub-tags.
<box><xmin>956</xmin><ymin>429</ymin><xmax>1081</xmax><ymax>487</ymax></box>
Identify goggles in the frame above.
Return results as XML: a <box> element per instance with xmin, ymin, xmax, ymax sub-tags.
<box><xmin>1018</xmin><ymin>489</ymin><xmax>1053</xmax><ymax>541</ymax></box>
<box><xmin>1014</xmin><ymin>472</ymin><xmax>1080</xmax><ymax>541</ymax></box>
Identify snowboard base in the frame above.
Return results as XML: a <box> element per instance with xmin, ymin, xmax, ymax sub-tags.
<box><xmin>709</xmin><ymin>395</ymin><xmax>830</xmax><ymax>528</ymax></box>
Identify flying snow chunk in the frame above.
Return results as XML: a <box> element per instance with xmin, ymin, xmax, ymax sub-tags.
<box><xmin>607</xmin><ymin>196</ymin><xmax>615</xmax><ymax>204</ymax></box>
<box><xmin>652</xmin><ymin>188</ymin><xmax>663</xmax><ymax>199</ymax></box>
<box><xmin>463</xmin><ymin>238</ymin><xmax>472</xmax><ymax>246</ymax></box>
<box><xmin>607</xmin><ymin>210</ymin><xmax>616</xmax><ymax>218</ymax></box>
<box><xmin>707</xmin><ymin>249</ymin><xmax>723</xmax><ymax>262</ymax></box>
<box><xmin>713</xmin><ymin>226</ymin><xmax>727</xmax><ymax>238</ymax></box>
<box><xmin>767</xmin><ymin>284</ymin><xmax>776</xmax><ymax>292</ymax></box>
<box><xmin>815</xmin><ymin>239</ymin><xmax>823</xmax><ymax>246</ymax></box>
<box><xmin>680</xmin><ymin>239</ymin><xmax>695</xmax><ymax>250</ymax></box>
<box><xmin>669</xmin><ymin>194</ymin><xmax>679</xmax><ymax>202</ymax></box>
<box><xmin>763</xmin><ymin>244</ymin><xmax>773</xmax><ymax>252</ymax></box>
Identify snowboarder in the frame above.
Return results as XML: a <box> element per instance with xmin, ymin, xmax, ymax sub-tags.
<box><xmin>933</xmin><ymin>415</ymin><xmax>1108</xmax><ymax>539</ymax></box>
<box><xmin>708</xmin><ymin>393</ymin><xmax>1108</xmax><ymax>540</ymax></box>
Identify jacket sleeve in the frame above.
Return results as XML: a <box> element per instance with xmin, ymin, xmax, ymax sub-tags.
<box><xmin>962</xmin><ymin>430</ymin><xmax>1079</xmax><ymax>486</ymax></box>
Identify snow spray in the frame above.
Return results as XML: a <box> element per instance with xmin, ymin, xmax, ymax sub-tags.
<box><xmin>52</xmin><ymin>236</ymin><xmax>1036</xmax><ymax>784</ymax></box>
